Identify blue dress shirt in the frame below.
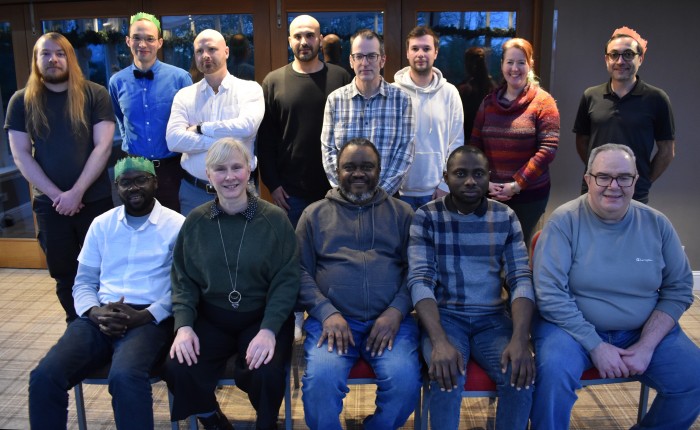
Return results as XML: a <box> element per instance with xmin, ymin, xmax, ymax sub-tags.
<box><xmin>109</xmin><ymin>60</ymin><xmax>193</xmax><ymax>159</ymax></box>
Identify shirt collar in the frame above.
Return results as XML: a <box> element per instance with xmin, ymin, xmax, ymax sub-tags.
<box><xmin>445</xmin><ymin>195</ymin><xmax>488</xmax><ymax>217</ymax></box>
<box><xmin>350</xmin><ymin>77</ymin><xmax>387</xmax><ymax>99</ymax></box>
<box><xmin>131</xmin><ymin>59</ymin><xmax>160</xmax><ymax>75</ymax></box>
<box><xmin>117</xmin><ymin>199</ymin><xmax>162</xmax><ymax>226</ymax></box>
<box><xmin>208</xmin><ymin>193</ymin><xmax>258</xmax><ymax>221</ymax></box>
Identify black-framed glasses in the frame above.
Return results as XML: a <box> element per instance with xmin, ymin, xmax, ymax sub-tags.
<box><xmin>116</xmin><ymin>175</ymin><xmax>155</xmax><ymax>189</ymax></box>
<box><xmin>589</xmin><ymin>174</ymin><xmax>635</xmax><ymax>188</ymax></box>
<box><xmin>605</xmin><ymin>50</ymin><xmax>639</xmax><ymax>62</ymax></box>
<box><xmin>350</xmin><ymin>53</ymin><xmax>381</xmax><ymax>63</ymax></box>
<box><xmin>129</xmin><ymin>35</ymin><xmax>159</xmax><ymax>44</ymax></box>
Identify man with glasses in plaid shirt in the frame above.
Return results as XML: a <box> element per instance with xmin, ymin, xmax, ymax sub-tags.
<box><xmin>573</xmin><ymin>26</ymin><xmax>675</xmax><ymax>203</ymax></box>
<box><xmin>321</xmin><ymin>29</ymin><xmax>415</xmax><ymax>197</ymax></box>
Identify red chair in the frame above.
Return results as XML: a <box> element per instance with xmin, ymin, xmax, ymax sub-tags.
<box><xmin>347</xmin><ymin>357</ymin><xmax>423</xmax><ymax>428</ymax></box>
<box><xmin>419</xmin><ymin>358</ymin><xmax>649</xmax><ymax>429</ymax></box>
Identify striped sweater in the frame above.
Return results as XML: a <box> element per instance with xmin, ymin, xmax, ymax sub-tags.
<box><xmin>470</xmin><ymin>84</ymin><xmax>560</xmax><ymax>203</ymax></box>
<box><xmin>408</xmin><ymin>196</ymin><xmax>534</xmax><ymax>315</ymax></box>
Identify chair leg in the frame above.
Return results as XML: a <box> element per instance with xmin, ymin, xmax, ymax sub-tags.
<box><xmin>285</xmin><ymin>367</ymin><xmax>293</xmax><ymax>430</ymax></box>
<box><xmin>420</xmin><ymin>380</ymin><xmax>429</xmax><ymax>430</ymax></box>
<box><xmin>168</xmin><ymin>389</ymin><xmax>180</xmax><ymax>430</ymax></box>
<box><xmin>74</xmin><ymin>382</ymin><xmax>88</xmax><ymax>430</ymax></box>
<box><xmin>413</xmin><ymin>385</ymin><xmax>422</xmax><ymax>430</ymax></box>
<box><xmin>637</xmin><ymin>382</ymin><xmax>650</xmax><ymax>423</ymax></box>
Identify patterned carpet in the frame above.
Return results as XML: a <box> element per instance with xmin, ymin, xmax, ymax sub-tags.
<box><xmin>0</xmin><ymin>268</ymin><xmax>698</xmax><ymax>429</ymax></box>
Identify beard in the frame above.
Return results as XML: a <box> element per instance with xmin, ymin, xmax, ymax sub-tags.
<box><xmin>293</xmin><ymin>44</ymin><xmax>319</xmax><ymax>62</ymax></box>
<box><xmin>41</xmin><ymin>69</ymin><xmax>69</xmax><ymax>84</ymax></box>
<box><xmin>339</xmin><ymin>185</ymin><xmax>377</xmax><ymax>205</ymax></box>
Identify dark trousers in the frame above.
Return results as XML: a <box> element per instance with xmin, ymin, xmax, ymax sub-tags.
<box><xmin>149</xmin><ymin>155</ymin><xmax>185</xmax><ymax>212</ymax></box>
<box><xmin>166</xmin><ymin>302</ymin><xmax>294</xmax><ymax>429</ymax></box>
<box><xmin>29</xmin><ymin>316</ymin><xmax>173</xmax><ymax>430</ymax></box>
<box><xmin>32</xmin><ymin>196</ymin><xmax>113</xmax><ymax>322</ymax></box>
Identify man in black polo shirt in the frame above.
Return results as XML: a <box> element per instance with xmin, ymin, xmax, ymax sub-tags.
<box><xmin>573</xmin><ymin>26</ymin><xmax>674</xmax><ymax>203</ymax></box>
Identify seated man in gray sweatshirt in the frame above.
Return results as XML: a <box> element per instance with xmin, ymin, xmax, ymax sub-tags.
<box><xmin>296</xmin><ymin>138</ymin><xmax>421</xmax><ymax>430</ymax></box>
<box><xmin>531</xmin><ymin>143</ymin><xmax>700</xmax><ymax>429</ymax></box>
<box><xmin>408</xmin><ymin>145</ymin><xmax>535</xmax><ymax>430</ymax></box>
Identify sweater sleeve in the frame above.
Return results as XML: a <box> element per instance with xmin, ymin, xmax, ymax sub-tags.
<box><xmin>513</xmin><ymin>89</ymin><xmax>560</xmax><ymax>189</ymax></box>
<box><xmin>387</xmin><ymin>204</ymin><xmax>414</xmax><ymax>316</ymax></box>
<box><xmin>296</xmin><ymin>208</ymin><xmax>341</xmax><ymax>322</ymax></box>
<box><xmin>407</xmin><ymin>208</ymin><xmax>439</xmax><ymax>306</ymax></box>
<box><xmin>655</xmin><ymin>215</ymin><xmax>694</xmax><ymax>321</ymax></box>
<box><xmin>503</xmin><ymin>211</ymin><xmax>535</xmax><ymax>303</ymax></box>
<box><xmin>533</xmin><ymin>214</ymin><xmax>602</xmax><ymax>352</ymax></box>
<box><xmin>260</xmin><ymin>213</ymin><xmax>300</xmax><ymax>334</ymax></box>
<box><xmin>170</xmin><ymin>220</ymin><xmax>202</xmax><ymax>332</ymax></box>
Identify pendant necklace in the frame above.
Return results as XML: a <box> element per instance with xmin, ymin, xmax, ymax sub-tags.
<box><xmin>216</xmin><ymin>217</ymin><xmax>248</xmax><ymax>309</ymax></box>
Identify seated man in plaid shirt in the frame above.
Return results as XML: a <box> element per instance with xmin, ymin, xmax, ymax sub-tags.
<box><xmin>408</xmin><ymin>145</ymin><xmax>535</xmax><ymax>430</ymax></box>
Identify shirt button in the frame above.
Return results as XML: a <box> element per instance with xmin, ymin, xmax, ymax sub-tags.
<box><xmin>146</xmin><ymin>122</ymin><xmax>150</xmax><ymax>125</ymax></box>
<box><xmin>148</xmin><ymin>138</ymin><xmax>151</xmax><ymax>141</ymax></box>
<box><xmin>144</xmin><ymin>104</ymin><xmax>148</xmax><ymax>108</ymax></box>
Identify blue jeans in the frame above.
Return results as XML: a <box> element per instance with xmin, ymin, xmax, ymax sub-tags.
<box><xmin>399</xmin><ymin>194</ymin><xmax>433</xmax><ymax>211</ymax></box>
<box><xmin>178</xmin><ymin>178</ymin><xmax>215</xmax><ymax>216</ymax></box>
<box><xmin>285</xmin><ymin>194</ymin><xmax>314</xmax><ymax>229</ymax></box>
<box><xmin>28</xmin><ymin>316</ymin><xmax>172</xmax><ymax>430</ymax></box>
<box><xmin>423</xmin><ymin>309</ymin><xmax>532</xmax><ymax>430</ymax></box>
<box><xmin>531</xmin><ymin>318</ymin><xmax>700</xmax><ymax>430</ymax></box>
<box><xmin>301</xmin><ymin>315</ymin><xmax>421</xmax><ymax>430</ymax></box>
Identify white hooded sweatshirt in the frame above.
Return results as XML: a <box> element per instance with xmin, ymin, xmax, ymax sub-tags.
<box><xmin>393</xmin><ymin>66</ymin><xmax>464</xmax><ymax>197</ymax></box>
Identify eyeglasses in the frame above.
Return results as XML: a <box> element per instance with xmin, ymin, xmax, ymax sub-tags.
<box><xmin>130</xmin><ymin>35</ymin><xmax>159</xmax><ymax>44</ymax></box>
<box><xmin>116</xmin><ymin>175</ymin><xmax>155</xmax><ymax>189</ymax></box>
<box><xmin>350</xmin><ymin>53</ymin><xmax>381</xmax><ymax>63</ymax></box>
<box><xmin>589</xmin><ymin>174</ymin><xmax>635</xmax><ymax>188</ymax></box>
<box><xmin>605</xmin><ymin>50</ymin><xmax>639</xmax><ymax>62</ymax></box>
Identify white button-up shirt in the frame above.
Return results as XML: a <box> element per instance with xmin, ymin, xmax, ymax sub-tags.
<box><xmin>166</xmin><ymin>72</ymin><xmax>264</xmax><ymax>179</ymax></box>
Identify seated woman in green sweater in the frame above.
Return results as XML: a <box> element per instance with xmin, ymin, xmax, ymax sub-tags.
<box><xmin>164</xmin><ymin>137</ymin><xmax>300</xmax><ymax>430</ymax></box>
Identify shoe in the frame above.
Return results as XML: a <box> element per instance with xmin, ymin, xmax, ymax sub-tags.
<box><xmin>198</xmin><ymin>409</ymin><xmax>234</xmax><ymax>430</ymax></box>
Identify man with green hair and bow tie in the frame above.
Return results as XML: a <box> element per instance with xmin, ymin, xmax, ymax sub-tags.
<box><xmin>28</xmin><ymin>156</ymin><xmax>185</xmax><ymax>429</ymax></box>
<box><xmin>109</xmin><ymin>12</ymin><xmax>192</xmax><ymax>212</ymax></box>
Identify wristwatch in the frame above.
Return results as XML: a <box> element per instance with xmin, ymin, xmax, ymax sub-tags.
<box><xmin>196</xmin><ymin>122</ymin><xmax>203</xmax><ymax>135</ymax></box>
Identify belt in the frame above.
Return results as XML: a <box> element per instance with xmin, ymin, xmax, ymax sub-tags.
<box><xmin>127</xmin><ymin>154</ymin><xmax>180</xmax><ymax>168</ymax></box>
<box><xmin>183</xmin><ymin>171</ymin><xmax>211</xmax><ymax>191</ymax></box>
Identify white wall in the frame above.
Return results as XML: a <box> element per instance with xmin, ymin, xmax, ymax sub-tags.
<box><xmin>540</xmin><ymin>0</ymin><xmax>700</xmax><ymax>268</ymax></box>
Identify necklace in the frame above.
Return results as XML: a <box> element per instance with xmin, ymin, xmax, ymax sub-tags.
<box><xmin>216</xmin><ymin>217</ymin><xmax>248</xmax><ymax>309</ymax></box>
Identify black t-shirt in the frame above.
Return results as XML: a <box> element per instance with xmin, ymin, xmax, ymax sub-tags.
<box><xmin>257</xmin><ymin>63</ymin><xmax>351</xmax><ymax>202</ymax></box>
<box><xmin>4</xmin><ymin>80</ymin><xmax>114</xmax><ymax>203</ymax></box>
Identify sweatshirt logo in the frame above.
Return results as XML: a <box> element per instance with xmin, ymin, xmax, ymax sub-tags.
<box><xmin>636</xmin><ymin>257</ymin><xmax>653</xmax><ymax>262</ymax></box>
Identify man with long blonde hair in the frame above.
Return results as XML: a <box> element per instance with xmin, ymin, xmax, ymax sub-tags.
<box><xmin>4</xmin><ymin>32</ymin><xmax>115</xmax><ymax>322</ymax></box>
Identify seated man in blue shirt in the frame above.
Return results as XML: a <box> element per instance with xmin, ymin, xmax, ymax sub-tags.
<box><xmin>531</xmin><ymin>143</ymin><xmax>700</xmax><ymax>429</ymax></box>
<box><xmin>408</xmin><ymin>145</ymin><xmax>535</xmax><ymax>430</ymax></box>
<box><xmin>28</xmin><ymin>157</ymin><xmax>185</xmax><ymax>429</ymax></box>
<box><xmin>109</xmin><ymin>12</ymin><xmax>193</xmax><ymax>211</ymax></box>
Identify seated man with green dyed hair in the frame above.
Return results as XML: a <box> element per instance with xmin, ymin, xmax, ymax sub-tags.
<box><xmin>28</xmin><ymin>156</ymin><xmax>185</xmax><ymax>429</ymax></box>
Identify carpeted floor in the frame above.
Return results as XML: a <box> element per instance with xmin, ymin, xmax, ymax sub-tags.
<box><xmin>0</xmin><ymin>268</ymin><xmax>698</xmax><ymax>429</ymax></box>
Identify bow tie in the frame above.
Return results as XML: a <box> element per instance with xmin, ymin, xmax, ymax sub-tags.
<box><xmin>133</xmin><ymin>69</ymin><xmax>154</xmax><ymax>80</ymax></box>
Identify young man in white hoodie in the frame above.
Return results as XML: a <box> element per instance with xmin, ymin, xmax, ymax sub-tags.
<box><xmin>393</xmin><ymin>26</ymin><xmax>464</xmax><ymax>210</ymax></box>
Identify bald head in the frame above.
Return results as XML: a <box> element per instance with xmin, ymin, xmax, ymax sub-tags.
<box><xmin>289</xmin><ymin>15</ymin><xmax>320</xmax><ymax>36</ymax></box>
<box><xmin>194</xmin><ymin>29</ymin><xmax>228</xmax><ymax>77</ymax></box>
<box><xmin>288</xmin><ymin>14</ymin><xmax>323</xmax><ymax>67</ymax></box>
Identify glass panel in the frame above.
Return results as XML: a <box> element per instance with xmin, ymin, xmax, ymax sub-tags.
<box><xmin>0</xmin><ymin>21</ymin><xmax>34</xmax><ymax>238</ymax></box>
<box><xmin>287</xmin><ymin>11</ymin><xmax>384</xmax><ymax>73</ymax></box>
<box><xmin>417</xmin><ymin>11</ymin><xmax>516</xmax><ymax>86</ymax></box>
<box><xmin>161</xmin><ymin>14</ymin><xmax>255</xmax><ymax>81</ymax></box>
<box><xmin>41</xmin><ymin>18</ymin><xmax>130</xmax><ymax>87</ymax></box>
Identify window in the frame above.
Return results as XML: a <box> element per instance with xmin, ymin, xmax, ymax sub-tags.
<box><xmin>417</xmin><ymin>11</ymin><xmax>516</xmax><ymax>86</ymax></box>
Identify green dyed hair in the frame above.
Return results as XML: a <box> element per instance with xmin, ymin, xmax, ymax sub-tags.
<box><xmin>130</xmin><ymin>12</ymin><xmax>161</xmax><ymax>34</ymax></box>
<box><xmin>114</xmin><ymin>156</ymin><xmax>156</xmax><ymax>179</ymax></box>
